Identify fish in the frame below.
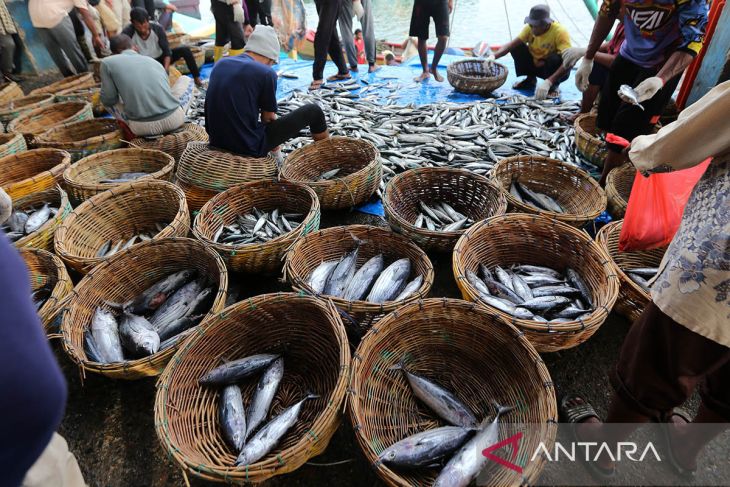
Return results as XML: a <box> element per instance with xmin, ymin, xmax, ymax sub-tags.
<box><xmin>510</xmin><ymin>273</ymin><xmax>533</xmax><ymax>301</ymax></box>
<box><xmin>149</xmin><ymin>279</ymin><xmax>205</xmax><ymax>332</ymax></box>
<box><xmin>1</xmin><ymin>205</ymin><xmax>57</xmax><ymax>241</ymax></box>
<box><xmin>519</xmin><ymin>295</ymin><xmax>571</xmax><ymax>312</ymax></box>
<box><xmin>123</xmin><ymin>269</ymin><xmax>196</xmax><ymax>314</ymax></box>
<box><xmin>8</xmin><ymin>211</ymin><xmax>28</xmax><ymax>233</ymax></box>
<box><xmin>627</xmin><ymin>272</ymin><xmax>650</xmax><ymax>292</ymax></box>
<box><xmin>324</xmin><ymin>237</ymin><xmax>364</xmax><ymax>298</ymax></box>
<box><xmin>482</xmin><ymin>276</ymin><xmax>523</xmax><ymax>304</ymax></box>
<box><xmin>214</xmin><ymin>208</ymin><xmax>302</xmax><ymax>246</ymax></box>
<box><xmin>91</xmin><ymin>307</ymin><xmax>124</xmax><ymax>363</ymax></box>
<box><xmin>413</xmin><ymin>201</ymin><xmax>472</xmax><ymax>232</ymax></box>
<box><xmin>343</xmin><ymin>254</ymin><xmax>384</xmax><ymax>301</ymax></box>
<box><xmin>513</xmin><ymin>182</ymin><xmax>563</xmax><ymax>213</ymax></box>
<box><xmin>626</xmin><ymin>267</ymin><xmax>659</xmax><ymax>279</ymax></box>
<box><xmin>513</xmin><ymin>265</ymin><xmax>563</xmax><ymax>279</ymax></box>
<box><xmin>245</xmin><ymin>357</ymin><xmax>285</xmax><ymax>440</ymax></box>
<box><xmin>531</xmin><ymin>285</ymin><xmax>581</xmax><ymax>298</ymax></box>
<box><xmin>119</xmin><ymin>312</ymin><xmax>160</xmax><ymax>357</ymax></box>
<box><xmin>378</xmin><ymin>426</ymin><xmax>475</xmax><ymax>468</ymax></box>
<box><xmin>220</xmin><ymin>385</ymin><xmax>247</xmax><ymax>452</ymax></box>
<box><xmin>366</xmin><ymin>258</ymin><xmax>411</xmax><ymax>303</ymax></box>
<box><xmin>618</xmin><ymin>84</ymin><xmax>644</xmax><ymax>110</ymax></box>
<box><xmin>566</xmin><ymin>268</ymin><xmax>593</xmax><ymax>307</ymax></box>
<box><xmin>199</xmin><ymin>354</ymin><xmax>280</xmax><ymax>386</ymax></box>
<box><xmin>466</xmin><ymin>270</ymin><xmax>492</xmax><ymax>298</ymax></box>
<box><xmin>307</xmin><ymin>260</ymin><xmax>339</xmax><ymax>294</ymax></box>
<box><xmin>158</xmin><ymin>327</ymin><xmax>196</xmax><ymax>351</ymax></box>
<box><xmin>84</xmin><ymin>329</ymin><xmax>102</xmax><ymax>362</ymax></box>
<box><xmin>393</xmin><ymin>275</ymin><xmax>423</xmax><ymax>301</ymax></box>
<box><xmin>495</xmin><ymin>267</ymin><xmax>515</xmax><ymax>292</ymax></box>
<box><xmin>24</xmin><ymin>204</ymin><xmax>51</xmax><ymax>234</ymax></box>
<box><xmin>318</xmin><ymin>168</ymin><xmax>341</xmax><ymax>180</ymax></box>
<box><xmin>156</xmin><ymin>288</ymin><xmax>212</xmax><ymax>341</ymax></box>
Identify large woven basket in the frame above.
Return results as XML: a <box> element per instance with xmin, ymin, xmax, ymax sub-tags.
<box><xmin>492</xmin><ymin>155</ymin><xmax>607</xmax><ymax>227</ymax></box>
<box><xmin>64</xmin><ymin>148</ymin><xmax>175</xmax><ymax>205</ymax></box>
<box><xmin>285</xmin><ymin>225</ymin><xmax>434</xmax><ymax>334</ymax></box>
<box><xmin>54</xmin><ymin>180</ymin><xmax>191</xmax><ymax>274</ymax></box>
<box><xmin>596</xmin><ymin>220</ymin><xmax>667</xmax><ymax>323</ymax></box>
<box><xmin>155</xmin><ymin>293</ymin><xmax>349</xmax><ymax>484</ymax></box>
<box><xmin>446</xmin><ymin>59</ymin><xmax>508</xmax><ymax>95</ymax></box>
<box><xmin>130</xmin><ymin>123</ymin><xmax>208</xmax><ymax>162</ymax></box>
<box><xmin>0</xmin><ymin>93</ymin><xmax>55</xmax><ymax>124</ymax></box>
<box><xmin>174</xmin><ymin>46</ymin><xmax>205</xmax><ymax>75</ymax></box>
<box><xmin>167</xmin><ymin>32</ymin><xmax>190</xmax><ymax>49</ymax></box>
<box><xmin>350</xmin><ymin>298</ymin><xmax>557</xmax><ymax>486</ymax></box>
<box><xmin>193</xmin><ymin>180</ymin><xmax>320</xmax><ymax>274</ymax></box>
<box><xmin>574</xmin><ymin>113</ymin><xmax>607</xmax><ymax>168</ymax></box>
<box><xmin>281</xmin><ymin>137</ymin><xmax>382</xmax><ymax>209</ymax></box>
<box><xmin>383</xmin><ymin>168</ymin><xmax>507</xmax><ymax>252</ymax></box>
<box><xmin>61</xmin><ymin>238</ymin><xmax>227</xmax><ymax>379</ymax></box>
<box><xmin>8</xmin><ymin>101</ymin><xmax>93</xmax><ymax>145</ymax></box>
<box><xmin>29</xmin><ymin>73</ymin><xmax>96</xmax><ymax>96</ymax></box>
<box><xmin>12</xmin><ymin>185</ymin><xmax>72</xmax><ymax>252</ymax></box>
<box><xmin>605</xmin><ymin>163</ymin><xmax>636</xmax><ymax>219</ymax></box>
<box><xmin>0</xmin><ymin>148</ymin><xmax>71</xmax><ymax>200</ymax></box>
<box><xmin>0</xmin><ymin>81</ymin><xmax>23</xmax><ymax>104</ymax></box>
<box><xmin>55</xmin><ymin>84</ymin><xmax>105</xmax><ymax>116</ymax></box>
<box><xmin>0</xmin><ymin>132</ymin><xmax>27</xmax><ymax>158</ymax></box>
<box><xmin>33</xmin><ymin>118</ymin><xmax>123</xmax><ymax>161</ymax></box>
<box><xmin>19</xmin><ymin>247</ymin><xmax>73</xmax><ymax>332</ymax></box>
<box><xmin>175</xmin><ymin>177</ymin><xmax>218</xmax><ymax>212</ymax></box>
<box><xmin>453</xmin><ymin>214</ymin><xmax>620</xmax><ymax>352</ymax></box>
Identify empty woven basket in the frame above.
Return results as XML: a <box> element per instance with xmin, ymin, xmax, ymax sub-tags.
<box><xmin>447</xmin><ymin>59</ymin><xmax>508</xmax><ymax>95</ymax></box>
<box><xmin>0</xmin><ymin>148</ymin><xmax>71</xmax><ymax>200</ymax></box>
<box><xmin>130</xmin><ymin>123</ymin><xmax>208</xmax><ymax>162</ymax></box>
<box><xmin>34</xmin><ymin>118</ymin><xmax>123</xmax><ymax>161</ymax></box>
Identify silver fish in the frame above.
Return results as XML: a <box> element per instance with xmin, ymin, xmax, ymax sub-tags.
<box><xmin>307</xmin><ymin>260</ymin><xmax>339</xmax><ymax>294</ymax></box>
<box><xmin>8</xmin><ymin>211</ymin><xmax>28</xmax><ymax>233</ymax></box>
<box><xmin>626</xmin><ymin>267</ymin><xmax>659</xmax><ymax>278</ymax></box>
<box><xmin>618</xmin><ymin>84</ymin><xmax>644</xmax><ymax>110</ymax></box>
<box><xmin>157</xmin><ymin>288</ymin><xmax>211</xmax><ymax>341</ymax></box>
<box><xmin>84</xmin><ymin>329</ymin><xmax>102</xmax><ymax>362</ymax></box>
<box><xmin>483</xmin><ymin>276</ymin><xmax>523</xmax><ymax>304</ymax></box>
<box><xmin>513</xmin><ymin>265</ymin><xmax>562</xmax><ymax>279</ymax></box>
<box><xmin>199</xmin><ymin>354</ymin><xmax>280</xmax><ymax>386</ymax></box>
<box><xmin>343</xmin><ymin>254</ymin><xmax>384</xmax><ymax>301</ymax></box>
<box><xmin>245</xmin><ymin>357</ymin><xmax>284</xmax><ymax>440</ymax></box>
<box><xmin>627</xmin><ymin>272</ymin><xmax>650</xmax><ymax>292</ymax></box>
<box><xmin>91</xmin><ymin>307</ymin><xmax>124</xmax><ymax>363</ymax></box>
<box><xmin>566</xmin><ymin>268</ymin><xmax>593</xmax><ymax>307</ymax></box>
<box><xmin>393</xmin><ymin>275</ymin><xmax>423</xmax><ymax>301</ymax></box>
<box><xmin>519</xmin><ymin>295</ymin><xmax>571</xmax><ymax>312</ymax></box>
<box><xmin>366</xmin><ymin>258</ymin><xmax>411</xmax><ymax>303</ymax></box>
<box><xmin>378</xmin><ymin>426</ymin><xmax>475</xmax><ymax>468</ymax></box>
<box><xmin>149</xmin><ymin>279</ymin><xmax>205</xmax><ymax>331</ymax></box>
<box><xmin>324</xmin><ymin>242</ymin><xmax>362</xmax><ymax>298</ymax></box>
<box><xmin>220</xmin><ymin>385</ymin><xmax>247</xmax><ymax>452</ymax></box>
<box><xmin>124</xmin><ymin>269</ymin><xmax>196</xmax><ymax>314</ymax></box>
<box><xmin>531</xmin><ymin>285</ymin><xmax>581</xmax><ymax>298</ymax></box>
<box><xmin>119</xmin><ymin>312</ymin><xmax>160</xmax><ymax>357</ymax></box>
<box><xmin>24</xmin><ymin>204</ymin><xmax>50</xmax><ymax>234</ymax></box>
<box><xmin>510</xmin><ymin>273</ymin><xmax>533</xmax><ymax>301</ymax></box>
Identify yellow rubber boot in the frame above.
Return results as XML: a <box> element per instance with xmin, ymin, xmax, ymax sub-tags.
<box><xmin>229</xmin><ymin>48</ymin><xmax>244</xmax><ymax>57</ymax></box>
<box><xmin>213</xmin><ymin>45</ymin><xmax>224</xmax><ymax>63</ymax></box>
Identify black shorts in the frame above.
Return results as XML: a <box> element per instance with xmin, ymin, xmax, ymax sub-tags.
<box><xmin>596</xmin><ymin>54</ymin><xmax>680</xmax><ymax>153</ymax></box>
<box><xmin>409</xmin><ymin>0</ymin><xmax>450</xmax><ymax>40</ymax></box>
<box><xmin>588</xmin><ymin>62</ymin><xmax>610</xmax><ymax>87</ymax></box>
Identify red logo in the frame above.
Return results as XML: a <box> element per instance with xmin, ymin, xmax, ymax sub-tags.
<box><xmin>482</xmin><ymin>432</ymin><xmax>524</xmax><ymax>473</ymax></box>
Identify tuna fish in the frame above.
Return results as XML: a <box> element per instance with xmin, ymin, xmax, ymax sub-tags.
<box><xmin>91</xmin><ymin>307</ymin><xmax>124</xmax><ymax>363</ymax></box>
<box><xmin>245</xmin><ymin>357</ymin><xmax>284</xmax><ymax>440</ymax></box>
<box><xmin>307</xmin><ymin>260</ymin><xmax>338</xmax><ymax>294</ymax></box>
<box><xmin>149</xmin><ymin>279</ymin><xmax>205</xmax><ymax>332</ymax></box>
<box><xmin>220</xmin><ymin>385</ymin><xmax>247</xmax><ymax>452</ymax></box>
<box><xmin>199</xmin><ymin>354</ymin><xmax>280</xmax><ymax>386</ymax></box>
<box><xmin>343</xmin><ymin>254</ymin><xmax>384</xmax><ymax>301</ymax></box>
<box><xmin>393</xmin><ymin>275</ymin><xmax>423</xmax><ymax>301</ymax></box>
<box><xmin>378</xmin><ymin>426</ymin><xmax>475</xmax><ymax>468</ymax></box>
<box><xmin>119</xmin><ymin>312</ymin><xmax>160</xmax><ymax>357</ymax></box>
<box><xmin>123</xmin><ymin>269</ymin><xmax>196</xmax><ymax>314</ymax></box>
<box><xmin>366</xmin><ymin>258</ymin><xmax>411</xmax><ymax>303</ymax></box>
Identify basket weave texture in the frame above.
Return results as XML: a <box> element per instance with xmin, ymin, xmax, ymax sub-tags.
<box><xmin>130</xmin><ymin>123</ymin><xmax>208</xmax><ymax>162</ymax></box>
<box><xmin>0</xmin><ymin>93</ymin><xmax>55</xmax><ymax>124</ymax></box>
<box><xmin>19</xmin><ymin>247</ymin><xmax>73</xmax><ymax>332</ymax></box>
<box><xmin>0</xmin><ymin>148</ymin><xmax>71</xmax><ymax>200</ymax></box>
<box><xmin>174</xmin><ymin>46</ymin><xmax>205</xmax><ymax>74</ymax></box>
<box><xmin>29</xmin><ymin>73</ymin><xmax>96</xmax><ymax>95</ymax></box>
<box><xmin>8</xmin><ymin>101</ymin><xmax>93</xmax><ymax>145</ymax></box>
<box><xmin>605</xmin><ymin>163</ymin><xmax>636</xmax><ymax>219</ymax></box>
<box><xmin>34</xmin><ymin>118</ymin><xmax>123</xmax><ymax>161</ymax></box>
<box><xmin>12</xmin><ymin>185</ymin><xmax>72</xmax><ymax>252</ymax></box>
<box><xmin>0</xmin><ymin>132</ymin><xmax>27</xmax><ymax>159</ymax></box>
<box><xmin>55</xmin><ymin>84</ymin><xmax>105</xmax><ymax>116</ymax></box>
<box><xmin>574</xmin><ymin>113</ymin><xmax>607</xmax><ymax>168</ymax></box>
<box><xmin>0</xmin><ymin>81</ymin><xmax>24</xmax><ymax>104</ymax></box>
<box><xmin>175</xmin><ymin>177</ymin><xmax>218</xmax><ymax>212</ymax></box>
<box><xmin>447</xmin><ymin>59</ymin><xmax>508</xmax><ymax>95</ymax></box>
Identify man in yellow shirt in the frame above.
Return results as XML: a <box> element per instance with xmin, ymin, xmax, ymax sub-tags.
<box><xmin>491</xmin><ymin>5</ymin><xmax>571</xmax><ymax>99</ymax></box>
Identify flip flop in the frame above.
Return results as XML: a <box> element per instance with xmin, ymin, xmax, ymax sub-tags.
<box><xmin>327</xmin><ymin>73</ymin><xmax>352</xmax><ymax>82</ymax></box>
<box><xmin>309</xmin><ymin>80</ymin><xmax>325</xmax><ymax>91</ymax></box>
<box><xmin>661</xmin><ymin>409</ymin><xmax>696</xmax><ymax>478</ymax></box>
<box><xmin>559</xmin><ymin>394</ymin><xmax>617</xmax><ymax>481</ymax></box>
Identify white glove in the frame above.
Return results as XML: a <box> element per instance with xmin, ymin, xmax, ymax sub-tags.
<box><xmin>634</xmin><ymin>76</ymin><xmax>664</xmax><ymax>102</ymax></box>
<box><xmin>353</xmin><ymin>0</ymin><xmax>364</xmax><ymax>19</ymax></box>
<box><xmin>574</xmin><ymin>57</ymin><xmax>594</xmax><ymax>92</ymax></box>
<box><xmin>233</xmin><ymin>3</ymin><xmax>245</xmax><ymax>23</ymax></box>
<box><xmin>534</xmin><ymin>79</ymin><xmax>552</xmax><ymax>100</ymax></box>
<box><xmin>562</xmin><ymin>47</ymin><xmax>587</xmax><ymax>69</ymax></box>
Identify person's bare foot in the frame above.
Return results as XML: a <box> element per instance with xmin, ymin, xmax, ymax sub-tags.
<box><xmin>194</xmin><ymin>77</ymin><xmax>204</xmax><ymax>88</ymax></box>
<box><xmin>430</xmin><ymin>66</ymin><xmax>444</xmax><ymax>82</ymax></box>
<box><xmin>665</xmin><ymin>411</ymin><xmax>697</xmax><ymax>473</ymax></box>
<box><xmin>561</xmin><ymin>395</ymin><xmax>615</xmax><ymax>474</ymax></box>
<box><xmin>368</xmin><ymin>64</ymin><xmax>380</xmax><ymax>73</ymax></box>
<box><xmin>414</xmin><ymin>71</ymin><xmax>431</xmax><ymax>82</ymax></box>
<box><xmin>309</xmin><ymin>79</ymin><xmax>325</xmax><ymax>90</ymax></box>
<box><xmin>349</xmin><ymin>65</ymin><xmax>358</xmax><ymax>72</ymax></box>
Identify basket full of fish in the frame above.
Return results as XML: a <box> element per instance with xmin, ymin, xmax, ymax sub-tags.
<box><xmin>54</xmin><ymin>180</ymin><xmax>190</xmax><ymax>274</ymax></box>
<box><xmin>63</xmin><ymin>148</ymin><xmax>176</xmax><ymax>205</ymax></box>
<box><xmin>280</xmin><ymin>136</ymin><xmax>382</xmax><ymax>209</ymax></box>
<box><xmin>596</xmin><ymin>220</ymin><xmax>666</xmax><ymax>323</ymax></box>
<box><xmin>349</xmin><ymin>298</ymin><xmax>557</xmax><ymax>487</ymax></box>
<box><xmin>2</xmin><ymin>185</ymin><xmax>72</xmax><ymax>252</ymax></box>
<box><xmin>0</xmin><ymin>148</ymin><xmax>71</xmax><ymax>200</ymax></box>
<box><xmin>33</xmin><ymin>118</ymin><xmax>123</xmax><ymax>162</ymax></box>
<box><xmin>446</xmin><ymin>59</ymin><xmax>509</xmax><ymax>96</ymax></box>
<box><xmin>154</xmin><ymin>293</ymin><xmax>349</xmax><ymax>483</ymax></box>
<box><xmin>453</xmin><ymin>214</ymin><xmax>619</xmax><ymax>352</ymax></box>
<box><xmin>61</xmin><ymin>238</ymin><xmax>228</xmax><ymax>379</ymax></box>
<box><xmin>491</xmin><ymin>155</ymin><xmax>607</xmax><ymax>227</ymax></box>
<box><xmin>285</xmin><ymin>225</ymin><xmax>434</xmax><ymax>334</ymax></box>
<box><xmin>383</xmin><ymin>167</ymin><xmax>507</xmax><ymax>252</ymax></box>
<box><xmin>19</xmin><ymin>247</ymin><xmax>73</xmax><ymax>332</ymax></box>
<box><xmin>193</xmin><ymin>180</ymin><xmax>320</xmax><ymax>274</ymax></box>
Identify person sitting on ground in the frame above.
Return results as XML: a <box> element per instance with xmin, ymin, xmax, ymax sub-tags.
<box><xmin>123</xmin><ymin>7</ymin><xmax>203</xmax><ymax>86</ymax></box>
<box><xmin>410</xmin><ymin>0</ymin><xmax>453</xmax><ymax>82</ymax></box>
<box><xmin>384</xmin><ymin>50</ymin><xmax>399</xmax><ymax>66</ymax></box>
<box><xmin>205</xmin><ymin>25</ymin><xmax>329</xmax><ymax>158</ymax></box>
<box><xmin>101</xmin><ymin>34</ymin><xmax>185</xmax><ymax>137</ymax></box>
<box><xmin>489</xmin><ymin>4</ymin><xmax>571</xmax><ymax>99</ymax></box>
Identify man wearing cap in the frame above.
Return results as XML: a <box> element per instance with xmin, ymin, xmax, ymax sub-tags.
<box><xmin>574</xmin><ymin>0</ymin><xmax>708</xmax><ymax>186</ymax></box>
<box><xmin>490</xmin><ymin>5</ymin><xmax>571</xmax><ymax>99</ymax></box>
<box><xmin>205</xmin><ymin>25</ymin><xmax>330</xmax><ymax>158</ymax></box>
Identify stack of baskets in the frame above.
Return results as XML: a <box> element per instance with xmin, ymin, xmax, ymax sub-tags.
<box><xmin>0</xmin><ymin>93</ymin><xmax>55</xmax><ymax>126</ymax></box>
<box><xmin>574</xmin><ymin>113</ymin><xmax>608</xmax><ymax>168</ymax></box>
<box><xmin>130</xmin><ymin>122</ymin><xmax>208</xmax><ymax>162</ymax></box>
<box><xmin>19</xmin><ymin>247</ymin><xmax>73</xmax><ymax>331</ymax></box>
<box><xmin>33</xmin><ymin>118</ymin><xmax>123</xmax><ymax>161</ymax></box>
<box><xmin>0</xmin><ymin>132</ymin><xmax>27</xmax><ymax>158</ymax></box>
<box><xmin>0</xmin><ymin>148</ymin><xmax>71</xmax><ymax>199</ymax></box>
<box><xmin>605</xmin><ymin>163</ymin><xmax>636</xmax><ymax>219</ymax></box>
<box><xmin>10</xmin><ymin>185</ymin><xmax>72</xmax><ymax>252</ymax></box>
<box><xmin>29</xmin><ymin>73</ymin><xmax>95</xmax><ymax>96</ymax></box>
<box><xmin>0</xmin><ymin>81</ymin><xmax>23</xmax><ymax>104</ymax></box>
<box><xmin>281</xmin><ymin>137</ymin><xmax>382</xmax><ymax>209</ymax></box>
<box><xmin>7</xmin><ymin>101</ymin><xmax>93</xmax><ymax>145</ymax></box>
<box><xmin>447</xmin><ymin>59</ymin><xmax>508</xmax><ymax>95</ymax></box>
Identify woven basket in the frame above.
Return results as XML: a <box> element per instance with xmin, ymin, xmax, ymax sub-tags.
<box><xmin>29</xmin><ymin>73</ymin><xmax>96</xmax><ymax>96</ymax></box>
<box><xmin>176</xmin><ymin>141</ymin><xmax>277</xmax><ymax>195</ymax></box>
<box><xmin>350</xmin><ymin>298</ymin><xmax>557</xmax><ymax>486</ymax></box>
<box><xmin>19</xmin><ymin>247</ymin><xmax>73</xmax><ymax>332</ymax></box>
<box><xmin>64</xmin><ymin>148</ymin><xmax>175</xmax><ymax>205</ymax></box>
<box><xmin>453</xmin><ymin>214</ymin><xmax>619</xmax><ymax>352</ymax></box>
<box><xmin>0</xmin><ymin>132</ymin><xmax>27</xmax><ymax>158</ymax></box>
<box><xmin>281</xmin><ymin>137</ymin><xmax>382</xmax><ymax>209</ymax></box>
<box><xmin>193</xmin><ymin>180</ymin><xmax>320</xmax><ymax>274</ymax></box>
<box><xmin>574</xmin><ymin>113</ymin><xmax>607</xmax><ymax>168</ymax></box>
<box><xmin>12</xmin><ymin>185</ymin><xmax>72</xmax><ymax>252</ymax></box>
<box><xmin>175</xmin><ymin>178</ymin><xmax>218</xmax><ymax>212</ymax></box>
<box><xmin>167</xmin><ymin>32</ymin><xmax>190</xmax><ymax>49</ymax></box>
<box><xmin>492</xmin><ymin>155</ymin><xmax>607</xmax><ymax>227</ymax></box>
<box><xmin>56</xmin><ymin>84</ymin><xmax>105</xmax><ymax>116</ymax></box>
<box><xmin>33</xmin><ymin>118</ymin><xmax>123</xmax><ymax>162</ymax></box>
<box><xmin>605</xmin><ymin>163</ymin><xmax>636</xmax><ymax>219</ymax></box>
<box><xmin>0</xmin><ymin>93</ymin><xmax>55</xmax><ymax>124</ymax></box>
<box><xmin>174</xmin><ymin>47</ymin><xmax>205</xmax><ymax>75</ymax></box>
<box><xmin>130</xmin><ymin>123</ymin><xmax>208</xmax><ymax>162</ymax></box>
<box><xmin>0</xmin><ymin>148</ymin><xmax>71</xmax><ymax>200</ymax></box>
<box><xmin>285</xmin><ymin>225</ymin><xmax>434</xmax><ymax>334</ymax></box>
<box><xmin>168</xmin><ymin>66</ymin><xmax>182</xmax><ymax>87</ymax></box>
<box><xmin>596</xmin><ymin>220</ymin><xmax>667</xmax><ymax>323</ymax></box>
<box><xmin>446</xmin><ymin>59</ymin><xmax>508</xmax><ymax>95</ymax></box>
<box><xmin>54</xmin><ymin>180</ymin><xmax>191</xmax><ymax>274</ymax></box>
<box><xmin>155</xmin><ymin>293</ymin><xmax>349</xmax><ymax>483</ymax></box>
<box><xmin>0</xmin><ymin>81</ymin><xmax>23</xmax><ymax>104</ymax></box>
<box><xmin>8</xmin><ymin>101</ymin><xmax>93</xmax><ymax>145</ymax></box>
<box><xmin>61</xmin><ymin>238</ymin><xmax>228</xmax><ymax>379</ymax></box>
<box><xmin>383</xmin><ymin>168</ymin><xmax>507</xmax><ymax>252</ymax></box>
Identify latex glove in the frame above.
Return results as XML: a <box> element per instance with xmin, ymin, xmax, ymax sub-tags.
<box><xmin>0</xmin><ymin>188</ymin><xmax>10</xmax><ymax>225</ymax></box>
<box><xmin>353</xmin><ymin>0</ymin><xmax>364</xmax><ymax>19</ymax></box>
<box><xmin>575</xmin><ymin>57</ymin><xmax>593</xmax><ymax>92</ymax></box>
<box><xmin>233</xmin><ymin>2</ymin><xmax>245</xmax><ymax>23</ymax></box>
<box><xmin>634</xmin><ymin>76</ymin><xmax>664</xmax><ymax>102</ymax></box>
<box><xmin>534</xmin><ymin>78</ymin><xmax>552</xmax><ymax>100</ymax></box>
<box><xmin>562</xmin><ymin>46</ymin><xmax>587</xmax><ymax>69</ymax></box>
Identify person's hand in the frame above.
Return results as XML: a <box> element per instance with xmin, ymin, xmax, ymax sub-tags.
<box><xmin>233</xmin><ymin>2</ymin><xmax>245</xmax><ymax>23</ymax></box>
<box><xmin>353</xmin><ymin>0</ymin><xmax>364</xmax><ymax>19</ymax></box>
<box><xmin>634</xmin><ymin>77</ymin><xmax>664</xmax><ymax>102</ymax></box>
<box><xmin>448</xmin><ymin>0</ymin><xmax>453</xmax><ymax>13</ymax></box>
<box><xmin>575</xmin><ymin>57</ymin><xmax>593</xmax><ymax>92</ymax></box>
<box><xmin>562</xmin><ymin>46</ymin><xmax>587</xmax><ymax>69</ymax></box>
<box><xmin>534</xmin><ymin>78</ymin><xmax>552</xmax><ymax>100</ymax></box>
<box><xmin>165</xmin><ymin>3</ymin><xmax>177</xmax><ymax>12</ymax></box>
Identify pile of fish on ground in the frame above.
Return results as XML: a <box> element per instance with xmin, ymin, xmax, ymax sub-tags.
<box><xmin>2</xmin><ymin>203</ymin><xmax>57</xmax><ymax>242</ymax></box>
<box><xmin>380</xmin><ymin>361</ymin><xmax>513</xmax><ymax>487</ymax></box>
<box><xmin>86</xmin><ymin>270</ymin><xmax>215</xmax><ymax>362</ymax></box>
<box><xmin>200</xmin><ymin>353</ymin><xmax>316</xmax><ymax>466</ymax></box>
<box><xmin>95</xmin><ymin>222</ymin><xmax>170</xmax><ymax>258</ymax></box>
<box><xmin>212</xmin><ymin>208</ymin><xmax>303</xmax><ymax>246</ymax></box>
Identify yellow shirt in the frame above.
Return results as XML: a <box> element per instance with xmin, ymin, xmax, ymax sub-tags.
<box><xmin>518</xmin><ymin>22</ymin><xmax>571</xmax><ymax>63</ymax></box>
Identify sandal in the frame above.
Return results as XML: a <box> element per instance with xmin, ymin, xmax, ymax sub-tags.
<box><xmin>309</xmin><ymin>79</ymin><xmax>325</xmax><ymax>91</ymax></box>
<box><xmin>559</xmin><ymin>394</ymin><xmax>617</xmax><ymax>481</ymax></box>
<box><xmin>512</xmin><ymin>77</ymin><xmax>537</xmax><ymax>90</ymax></box>
<box><xmin>326</xmin><ymin>73</ymin><xmax>352</xmax><ymax>82</ymax></box>
<box><xmin>661</xmin><ymin>409</ymin><xmax>697</xmax><ymax>478</ymax></box>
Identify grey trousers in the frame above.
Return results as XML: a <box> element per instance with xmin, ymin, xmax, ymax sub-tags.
<box><xmin>35</xmin><ymin>16</ymin><xmax>88</xmax><ymax>77</ymax></box>
<box><xmin>0</xmin><ymin>34</ymin><xmax>13</xmax><ymax>74</ymax></box>
<box><xmin>338</xmin><ymin>0</ymin><xmax>375</xmax><ymax>67</ymax></box>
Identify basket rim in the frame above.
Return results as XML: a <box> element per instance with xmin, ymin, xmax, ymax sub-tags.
<box><xmin>446</xmin><ymin>59</ymin><xmax>509</xmax><ymax>81</ymax></box>
<box><xmin>574</xmin><ymin>112</ymin><xmax>604</xmax><ymax>145</ymax></box>
<box><xmin>34</xmin><ymin>118</ymin><xmax>121</xmax><ymax>144</ymax></box>
<box><xmin>0</xmin><ymin>93</ymin><xmax>55</xmax><ymax>114</ymax></box>
<box><xmin>0</xmin><ymin>148</ymin><xmax>71</xmax><ymax>192</ymax></box>
<box><xmin>7</xmin><ymin>101</ymin><xmax>91</xmax><ymax>134</ymax></box>
<box><xmin>18</xmin><ymin>246</ymin><xmax>73</xmax><ymax>323</ymax></box>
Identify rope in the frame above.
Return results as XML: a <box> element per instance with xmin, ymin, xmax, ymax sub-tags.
<box><xmin>502</xmin><ymin>0</ymin><xmax>513</xmax><ymax>40</ymax></box>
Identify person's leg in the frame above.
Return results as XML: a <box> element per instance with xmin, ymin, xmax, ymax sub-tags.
<box><xmin>144</xmin><ymin>0</ymin><xmax>155</xmax><ymax>18</ymax></box>
<box><xmin>409</xmin><ymin>0</ymin><xmax>430</xmax><ymax>81</ymax></box>
<box><xmin>212</xmin><ymin>1</ymin><xmax>231</xmax><ymax>62</ymax></box>
<box><xmin>360</xmin><ymin>0</ymin><xmax>377</xmax><ymax>72</ymax></box>
<box><xmin>158</xmin><ymin>10</ymin><xmax>173</xmax><ymax>31</ymax></box>
<box><xmin>312</xmin><ymin>0</ymin><xmax>331</xmax><ymax>83</ymax></box>
<box><xmin>0</xmin><ymin>34</ymin><xmax>15</xmax><ymax>76</ymax></box>
<box><xmin>259</xmin><ymin>0</ymin><xmax>273</xmax><ymax>25</ymax></box>
<box><xmin>245</xmin><ymin>0</ymin><xmax>258</xmax><ymax>27</ymax></box>
<box><xmin>264</xmin><ymin>104</ymin><xmax>328</xmax><ymax>152</ymax></box>
<box><xmin>325</xmin><ymin>0</ymin><xmax>349</xmax><ymax>77</ymax></box>
<box><xmin>537</xmin><ymin>52</ymin><xmax>568</xmax><ymax>89</ymax></box>
<box><xmin>36</xmin><ymin>28</ymin><xmax>73</xmax><ymax>76</ymax></box>
<box><xmin>510</xmin><ymin>43</ymin><xmax>537</xmax><ymax>88</ymax></box>
<box><xmin>171</xmin><ymin>46</ymin><xmax>202</xmax><ymax>85</ymax></box>
<box><xmin>337</xmin><ymin>0</ymin><xmax>358</xmax><ymax>70</ymax></box>
<box><xmin>22</xmin><ymin>433</ymin><xmax>86</xmax><ymax>487</ymax></box>
<box><xmin>429</xmin><ymin>0</ymin><xmax>450</xmax><ymax>81</ymax></box>
<box><xmin>227</xmin><ymin>15</ymin><xmax>246</xmax><ymax>54</ymax></box>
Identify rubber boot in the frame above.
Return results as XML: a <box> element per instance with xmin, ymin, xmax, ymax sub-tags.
<box><xmin>213</xmin><ymin>45</ymin><xmax>224</xmax><ymax>63</ymax></box>
<box><xmin>228</xmin><ymin>48</ymin><xmax>244</xmax><ymax>57</ymax></box>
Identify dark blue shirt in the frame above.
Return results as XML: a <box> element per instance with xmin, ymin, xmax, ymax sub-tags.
<box><xmin>0</xmin><ymin>235</ymin><xmax>67</xmax><ymax>486</ymax></box>
<box><xmin>205</xmin><ymin>54</ymin><xmax>278</xmax><ymax>157</ymax></box>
